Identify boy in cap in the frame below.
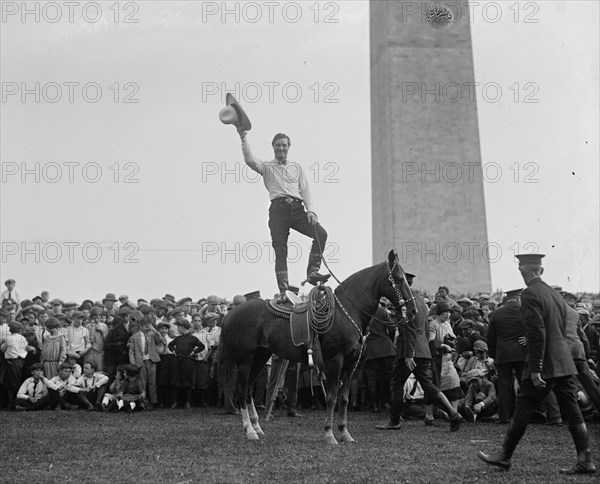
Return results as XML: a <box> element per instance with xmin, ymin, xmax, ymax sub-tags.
<box><xmin>44</xmin><ymin>363</ymin><xmax>83</xmax><ymax>410</ymax></box>
<box><xmin>120</xmin><ymin>364</ymin><xmax>148</xmax><ymax>411</ymax></box>
<box><xmin>461</xmin><ymin>368</ymin><xmax>498</xmax><ymax>422</ymax></box>
<box><xmin>1</xmin><ymin>279</ymin><xmax>21</xmax><ymax>307</ymax></box>
<box><xmin>460</xmin><ymin>340</ymin><xmax>496</xmax><ymax>390</ymax></box>
<box><xmin>15</xmin><ymin>363</ymin><xmax>51</xmax><ymax>411</ymax></box>
<box><xmin>65</xmin><ymin>352</ymin><xmax>82</xmax><ymax>379</ymax></box>
<box><xmin>478</xmin><ymin>254</ymin><xmax>596</xmax><ymax>475</ymax></box>
<box><xmin>168</xmin><ymin>319</ymin><xmax>205</xmax><ymax>409</ymax></box>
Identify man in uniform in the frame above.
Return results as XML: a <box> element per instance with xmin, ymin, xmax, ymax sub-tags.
<box><xmin>486</xmin><ymin>288</ymin><xmax>526</xmax><ymax>423</ymax></box>
<box><xmin>478</xmin><ymin>254</ymin><xmax>595</xmax><ymax>475</ymax></box>
<box><xmin>376</xmin><ymin>290</ymin><xmax>461</xmax><ymax>431</ymax></box>
<box><xmin>223</xmin><ymin>95</ymin><xmax>329</xmax><ymax>302</ymax></box>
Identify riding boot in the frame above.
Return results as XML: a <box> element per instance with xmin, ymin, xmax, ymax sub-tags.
<box><xmin>477</xmin><ymin>418</ymin><xmax>525</xmax><ymax>470</ymax></box>
<box><xmin>560</xmin><ymin>424</ymin><xmax>596</xmax><ymax>474</ymax></box>
<box><xmin>275</xmin><ymin>270</ymin><xmax>289</xmax><ymax>295</ymax></box>
<box><xmin>306</xmin><ymin>251</ymin><xmax>330</xmax><ymax>284</ymax></box>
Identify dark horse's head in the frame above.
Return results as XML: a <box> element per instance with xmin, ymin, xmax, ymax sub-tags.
<box><xmin>383</xmin><ymin>249</ymin><xmax>418</xmax><ymax>320</ymax></box>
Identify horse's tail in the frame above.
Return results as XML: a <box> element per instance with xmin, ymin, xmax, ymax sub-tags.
<box><xmin>216</xmin><ymin>314</ymin><xmax>236</xmax><ymax>397</ymax></box>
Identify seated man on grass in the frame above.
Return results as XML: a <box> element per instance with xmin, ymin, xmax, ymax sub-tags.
<box><xmin>15</xmin><ymin>362</ymin><xmax>51</xmax><ymax>411</ymax></box>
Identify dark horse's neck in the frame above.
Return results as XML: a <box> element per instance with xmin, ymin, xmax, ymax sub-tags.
<box><xmin>334</xmin><ymin>261</ymin><xmax>387</xmax><ymax>335</ymax></box>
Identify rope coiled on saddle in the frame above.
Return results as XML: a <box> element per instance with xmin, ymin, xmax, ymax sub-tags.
<box><xmin>308</xmin><ymin>286</ymin><xmax>336</xmax><ymax>334</ymax></box>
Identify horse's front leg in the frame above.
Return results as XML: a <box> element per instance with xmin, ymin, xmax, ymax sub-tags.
<box><xmin>247</xmin><ymin>397</ymin><xmax>265</xmax><ymax>437</ymax></box>
<box><xmin>323</xmin><ymin>356</ymin><xmax>343</xmax><ymax>445</ymax></box>
<box><xmin>338</xmin><ymin>362</ymin><xmax>357</xmax><ymax>443</ymax></box>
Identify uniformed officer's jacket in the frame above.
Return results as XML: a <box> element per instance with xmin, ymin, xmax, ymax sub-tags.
<box><xmin>520</xmin><ymin>277</ymin><xmax>577</xmax><ymax>380</ymax></box>
<box><xmin>487</xmin><ymin>300</ymin><xmax>526</xmax><ymax>364</ymax></box>
<box><xmin>397</xmin><ymin>296</ymin><xmax>431</xmax><ymax>359</ymax></box>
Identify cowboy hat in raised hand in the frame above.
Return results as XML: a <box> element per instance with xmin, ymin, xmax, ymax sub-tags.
<box><xmin>219</xmin><ymin>93</ymin><xmax>252</xmax><ymax>131</ymax></box>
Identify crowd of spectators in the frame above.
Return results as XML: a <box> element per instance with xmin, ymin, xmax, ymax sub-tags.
<box><xmin>1</xmin><ymin>277</ymin><xmax>599</xmax><ymax>427</ymax></box>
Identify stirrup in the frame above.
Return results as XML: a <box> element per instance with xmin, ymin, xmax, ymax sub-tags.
<box><xmin>285</xmin><ymin>290</ymin><xmax>302</xmax><ymax>306</ymax></box>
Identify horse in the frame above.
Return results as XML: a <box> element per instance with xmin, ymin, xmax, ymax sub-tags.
<box><xmin>217</xmin><ymin>249</ymin><xmax>418</xmax><ymax>444</ymax></box>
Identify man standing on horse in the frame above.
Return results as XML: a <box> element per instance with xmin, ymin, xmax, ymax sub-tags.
<box><xmin>236</xmin><ymin>124</ymin><xmax>329</xmax><ymax>303</ymax></box>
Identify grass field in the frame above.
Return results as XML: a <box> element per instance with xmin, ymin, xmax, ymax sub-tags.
<box><xmin>1</xmin><ymin>408</ymin><xmax>598</xmax><ymax>484</ymax></box>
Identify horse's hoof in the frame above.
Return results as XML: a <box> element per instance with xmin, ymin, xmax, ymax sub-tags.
<box><xmin>246</xmin><ymin>432</ymin><xmax>260</xmax><ymax>441</ymax></box>
<box><xmin>339</xmin><ymin>434</ymin><xmax>356</xmax><ymax>443</ymax></box>
<box><xmin>323</xmin><ymin>435</ymin><xmax>339</xmax><ymax>445</ymax></box>
<box><xmin>255</xmin><ymin>428</ymin><xmax>265</xmax><ymax>437</ymax></box>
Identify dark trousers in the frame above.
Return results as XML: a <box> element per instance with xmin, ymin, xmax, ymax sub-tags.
<box><xmin>15</xmin><ymin>395</ymin><xmax>52</xmax><ymax>411</ymax></box>
<box><xmin>48</xmin><ymin>389</ymin><xmax>79</xmax><ymax>409</ymax></box>
<box><xmin>77</xmin><ymin>385</ymin><xmax>108</xmax><ymax>408</ymax></box>
<box><xmin>268</xmin><ymin>199</ymin><xmax>327</xmax><ymax>292</ymax></box>
<box><xmin>496</xmin><ymin>361</ymin><xmax>524</xmax><ymax>422</ymax></box>
<box><xmin>503</xmin><ymin>376</ymin><xmax>584</xmax><ymax>458</ymax></box>
<box><xmin>364</xmin><ymin>356</ymin><xmax>394</xmax><ymax>407</ymax></box>
<box><xmin>389</xmin><ymin>357</ymin><xmax>444</xmax><ymax>424</ymax></box>
<box><xmin>139</xmin><ymin>360</ymin><xmax>158</xmax><ymax>404</ymax></box>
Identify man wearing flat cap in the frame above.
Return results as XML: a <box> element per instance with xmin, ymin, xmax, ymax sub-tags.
<box><xmin>235</xmin><ymin>123</ymin><xmax>329</xmax><ymax>303</ymax></box>
<box><xmin>478</xmin><ymin>254</ymin><xmax>596</xmax><ymax>475</ymax></box>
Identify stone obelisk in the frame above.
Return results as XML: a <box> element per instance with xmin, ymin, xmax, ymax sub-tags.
<box><xmin>371</xmin><ymin>1</ymin><xmax>492</xmax><ymax>294</ymax></box>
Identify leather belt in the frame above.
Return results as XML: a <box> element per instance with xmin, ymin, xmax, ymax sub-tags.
<box><xmin>273</xmin><ymin>196</ymin><xmax>303</xmax><ymax>204</ymax></box>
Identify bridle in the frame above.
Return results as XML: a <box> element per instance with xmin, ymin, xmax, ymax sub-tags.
<box><xmin>387</xmin><ymin>257</ymin><xmax>417</xmax><ymax>315</ymax></box>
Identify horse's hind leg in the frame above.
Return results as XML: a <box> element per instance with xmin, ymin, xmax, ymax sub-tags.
<box><xmin>247</xmin><ymin>349</ymin><xmax>271</xmax><ymax>438</ymax></box>
<box><xmin>236</xmin><ymin>362</ymin><xmax>260</xmax><ymax>441</ymax></box>
<box><xmin>323</xmin><ymin>356</ymin><xmax>343</xmax><ymax>445</ymax></box>
<box><xmin>338</xmin><ymin>362</ymin><xmax>357</xmax><ymax>443</ymax></box>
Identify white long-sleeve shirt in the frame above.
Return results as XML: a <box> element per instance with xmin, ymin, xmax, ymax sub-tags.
<box><xmin>1</xmin><ymin>333</ymin><xmax>29</xmax><ymax>359</ymax></box>
<box><xmin>45</xmin><ymin>375</ymin><xmax>81</xmax><ymax>393</ymax></box>
<box><xmin>241</xmin><ymin>137</ymin><xmax>315</xmax><ymax>213</ymax></box>
<box><xmin>62</xmin><ymin>325</ymin><xmax>90</xmax><ymax>354</ymax></box>
<box><xmin>76</xmin><ymin>372</ymin><xmax>109</xmax><ymax>390</ymax></box>
<box><xmin>17</xmin><ymin>377</ymin><xmax>49</xmax><ymax>400</ymax></box>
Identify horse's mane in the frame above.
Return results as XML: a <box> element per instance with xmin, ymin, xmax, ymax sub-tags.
<box><xmin>337</xmin><ymin>260</ymin><xmax>386</xmax><ymax>289</ymax></box>
<box><xmin>332</xmin><ymin>261</ymin><xmax>387</xmax><ymax>327</ymax></box>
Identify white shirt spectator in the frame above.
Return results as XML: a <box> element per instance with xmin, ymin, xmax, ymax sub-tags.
<box><xmin>76</xmin><ymin>372</ymin><xmax>109</xmax><ymax>390</ymax></box>
<box><xmin>17</xmin><ymin>377</ymin><xmax>49</xmax><ymax>400</ymax></box>
<box><xmin>62</xmin><ymin>325</ymin><xmax>91</xmax><ymax>355</ymax></box>
<box><xmin>1</xmin><ymin>333</ymin><xmax>29</xmax><ymax>359</ymax></box>
<box><xmin>1</xmin><ymin>289</ymin><xmax>21</xmax><ymax>307</ymax></box>
<box><xmin>45</xmin><ymin>374</ymin><xmax>81</xmax><ymax>393</ymax></box>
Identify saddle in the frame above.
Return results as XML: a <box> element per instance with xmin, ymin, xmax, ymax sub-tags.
<box><xmin>265</xmin><ymin>288</ymin><xmax>326</xmax><ymax>368</ymax></box>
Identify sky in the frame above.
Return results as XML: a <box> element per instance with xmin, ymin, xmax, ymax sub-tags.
<box><xmin>1</xmin><ymin>0</ymin><xmax>598</xmax><ymax>303</ymax></box>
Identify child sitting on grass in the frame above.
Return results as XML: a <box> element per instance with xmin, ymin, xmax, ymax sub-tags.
<box><xmin>460</xmin><ymin>368</ymin><xmax>498</xmax><ymax>422</ymax></box>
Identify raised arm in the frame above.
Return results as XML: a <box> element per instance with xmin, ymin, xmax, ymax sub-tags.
<box><xmin>238</xmin><ymin>128</ymin><xmax>264</xmax><ymax>175</ymax></box>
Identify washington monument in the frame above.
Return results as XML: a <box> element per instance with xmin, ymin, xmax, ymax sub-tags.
<box><xmin>371</xmin><ymin>1</ymin><xmax>492</xmax><ymax>294</ymax></box>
